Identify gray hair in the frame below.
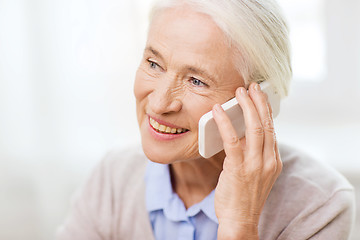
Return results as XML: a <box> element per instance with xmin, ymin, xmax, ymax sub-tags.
<box><xmin>149</xmin><ymin>0</ymin><xmax>292</xmax><ymax>98</ymax></box>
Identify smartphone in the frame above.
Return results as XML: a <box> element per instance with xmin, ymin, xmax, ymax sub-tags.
<box><xmin>198</xmin><ymin>81</ymin><xmax>281</xmax><ymax>158</ymax></box>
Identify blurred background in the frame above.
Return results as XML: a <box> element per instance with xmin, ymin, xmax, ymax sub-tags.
<box><xmin>0</xmin><ymin>0</ymin><xmax>359</xmax><ymax>239</ymax></box>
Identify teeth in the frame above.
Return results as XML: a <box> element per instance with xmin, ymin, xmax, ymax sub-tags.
<box><xmin>153</xmin><ymin>121</ymin><xmax>159</xmax><ymax>129</ymax></box>
<box><xmin>149</xmin><ymin>117</ymin><xmax>188</xmax><ymax>134</ymax></box>
<box><xmin>159</xmin><ymin>125</ymin><xmax>166</xmax><ymax>132</ymax></box>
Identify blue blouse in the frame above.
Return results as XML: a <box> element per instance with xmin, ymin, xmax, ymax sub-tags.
<box><xmin>145</xmin><ymin>160</ymin><xmax>218</xmax><ymax>240</ymax></box>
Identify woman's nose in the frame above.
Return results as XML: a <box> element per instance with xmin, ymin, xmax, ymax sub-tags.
<box><xmin>148</xmin><ymin>80</ymin><xmax>182</xmax><ymax>115</ymax></box>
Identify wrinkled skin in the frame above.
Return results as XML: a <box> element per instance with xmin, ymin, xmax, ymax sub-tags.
<box><xmin>134</xmin><ymin>5</ymin><xmax>282</xmax><ymax>239</ymax></box>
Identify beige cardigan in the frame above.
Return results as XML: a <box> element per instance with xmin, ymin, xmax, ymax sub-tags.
<box><xmin>56</xmin><ymin>144</ymin><xmax>355</xmax><ymax>240</ymax></box>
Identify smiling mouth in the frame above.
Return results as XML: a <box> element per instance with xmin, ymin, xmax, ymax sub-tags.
<box><xmin>149</xmin><ymin>117</ymin><xmax>189</xmax><ymax>134</ymax></box>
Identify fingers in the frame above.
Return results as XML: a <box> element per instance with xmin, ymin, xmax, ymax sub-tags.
<box><xmin>212</xmin><ymin>104</ymin><xmax>244</xmax><ymax>162</ymax></box>
<box><xmin>235</xmin><ymin>84</ymin><xmax>264</xmax><ymax>157</ymax></box>
<box><xmin>212</xmin><ymin>82</ymin><xmax>281</xmax><ymax>175</ymax></box>
<box><xmin>250</xmin><ymin>83</ymin><xmax>276</xmax><ymax>168</ymax></box>
<box><xmin>274</xmin><ymin>140</ymin><xmax>283</xmax><ymax>176</ymax></box>
<box><xmin>236</xmin><ymin>83</ymin><xmax>278</xmax><ymax>169</ymax></box>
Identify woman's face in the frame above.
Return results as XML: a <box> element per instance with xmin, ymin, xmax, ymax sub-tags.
<box><xmin>134</xmin><ymin>7</ymin><xmax>244</xmax><ymax>164</ymax></box>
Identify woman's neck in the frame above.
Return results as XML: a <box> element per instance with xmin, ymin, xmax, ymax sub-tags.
<box><xmin>170</xmin><ymin>151</ymin><xmax>225</xmax><ymax>209</ymax></box>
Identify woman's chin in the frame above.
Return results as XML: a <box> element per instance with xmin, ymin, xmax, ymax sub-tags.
<box><xmin>140</xmin><ymin>138</ymin><xmax>200</xmax><ymax>164</ymax></box>
<box><xmin>141</xmin><ymin>141</ymin><xmax>177</xmax><ymax>164</ymax></box>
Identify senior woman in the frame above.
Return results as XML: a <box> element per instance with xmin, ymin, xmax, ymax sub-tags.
<box><xmin>57</xmin><ymin>0</ymin><xmax>355</xmax><ymax>239</ymax></box>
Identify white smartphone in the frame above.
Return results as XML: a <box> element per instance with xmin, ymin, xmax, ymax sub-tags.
<box><xmin>198</xmin><ymin>81</ymin><xmax>281</xmax><ymax>158</ymax></box>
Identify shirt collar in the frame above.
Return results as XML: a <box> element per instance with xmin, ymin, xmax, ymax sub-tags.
<box><xmin>197</xmin><ymin>190</ymin><xmax>218</xmax><ymax>224</ymax></box>
<box><xmin>145</xmin><ymin>160</ymin><xmax>218</xmax><ymax>224</ymax></box>
<box><xmin>145</xmin><ymin>160</ymin><xmax>173</xmax><ymax>212</ymax></box>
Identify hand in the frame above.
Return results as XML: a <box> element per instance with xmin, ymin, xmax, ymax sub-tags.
<box><xmin>213</xmin><ymin>82</ymin><xmax>282</xmax><ymax>240</ymax></box>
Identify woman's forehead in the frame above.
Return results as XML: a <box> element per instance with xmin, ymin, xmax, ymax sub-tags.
<box><xmin>147</xmin><ymin>8</ymin><xmax>234</xmax><ymax>60</ymax></box>
<box><xmin>147</xmin><ymin>6</ymin><xmax>228</xmax><ymax>51</ymax></box>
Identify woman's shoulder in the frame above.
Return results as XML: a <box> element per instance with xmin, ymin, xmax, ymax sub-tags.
<box><xmin>56</xmin><ymin>144</ymin><xmax>152</xmax><ymax>239</ymax></box>
<box><xmin>259</xmin><ymin>143</ymin><xmax>355</xmax><ymax>239</ymax></box>
<box><xmin>277</xmin><ymin>143</ymin><xmax>353</xmax><ymax>194</ymax></box>
<box><xmin>76</xmin><ymin>143</ymin><xmax>147</xmax><ymax>195</ymax></box>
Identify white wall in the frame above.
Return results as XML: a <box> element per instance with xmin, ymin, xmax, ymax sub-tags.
<box><xmin>276</xmin><ymin>0</ymin><xmax>360</xmax><ymax>173</ymax></box>
<box><xmin>0</xmin><ymin>0</ymin><xmax>359</xmax><ymax>239</ymax></box>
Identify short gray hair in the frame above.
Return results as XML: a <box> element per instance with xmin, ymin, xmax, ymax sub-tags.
<box><xmin>149</xmin><ymin>0</ymin><xmax>292</xmax><ymax>98</ymax></box>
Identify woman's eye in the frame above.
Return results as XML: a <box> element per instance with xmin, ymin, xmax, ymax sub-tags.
<box><xmin>147</xmin><ymin>60</ymin><xmax>160</xmax><ymax>70</ymax></box>
<box><xmin>190</xmin><ymin>77</ymin><xmax>207</xmax><ymax>87</ymax></box>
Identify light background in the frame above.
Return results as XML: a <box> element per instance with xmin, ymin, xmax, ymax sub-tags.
<box><xmin>0</xmin><ymin>0</ymin><xmax>359</xmax><ymax>239</ymax></box>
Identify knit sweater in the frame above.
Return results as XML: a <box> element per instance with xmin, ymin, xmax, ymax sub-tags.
<box><xmin>56</xmin><ymin>143</ymin><xmax>355</xmax><ymax>240</ymax></box>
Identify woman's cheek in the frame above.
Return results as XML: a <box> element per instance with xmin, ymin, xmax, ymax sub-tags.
<box><xmin>134</xmin><ymin>68</ymin><xmax>156</xmax><ymax>101</ymax></box>
<box><xmin>183</xmin><ymin>93</ymin><xmax>217</xmax><ymax>129</ymax></box>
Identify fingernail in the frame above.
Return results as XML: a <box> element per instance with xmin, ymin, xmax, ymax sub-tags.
<box><xmin>237</xmin><ymin>87</ymin><xmax>246</xmax><ymax>95</ymax></box>
<box><xmin>254</xmin><ymin>83</ymin><xmax>261</xmax><ymax>92</ymax></box>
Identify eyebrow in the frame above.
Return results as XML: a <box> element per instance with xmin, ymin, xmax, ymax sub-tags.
<box><xmin>145</xmin><ymin>46</ymin><xmax>164</xmax><ymax>61</ymax></box>
<box><xmin>144</xmin><ymin>46</ymin><xmax>217</xmax><ymax>84</ymax></box>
